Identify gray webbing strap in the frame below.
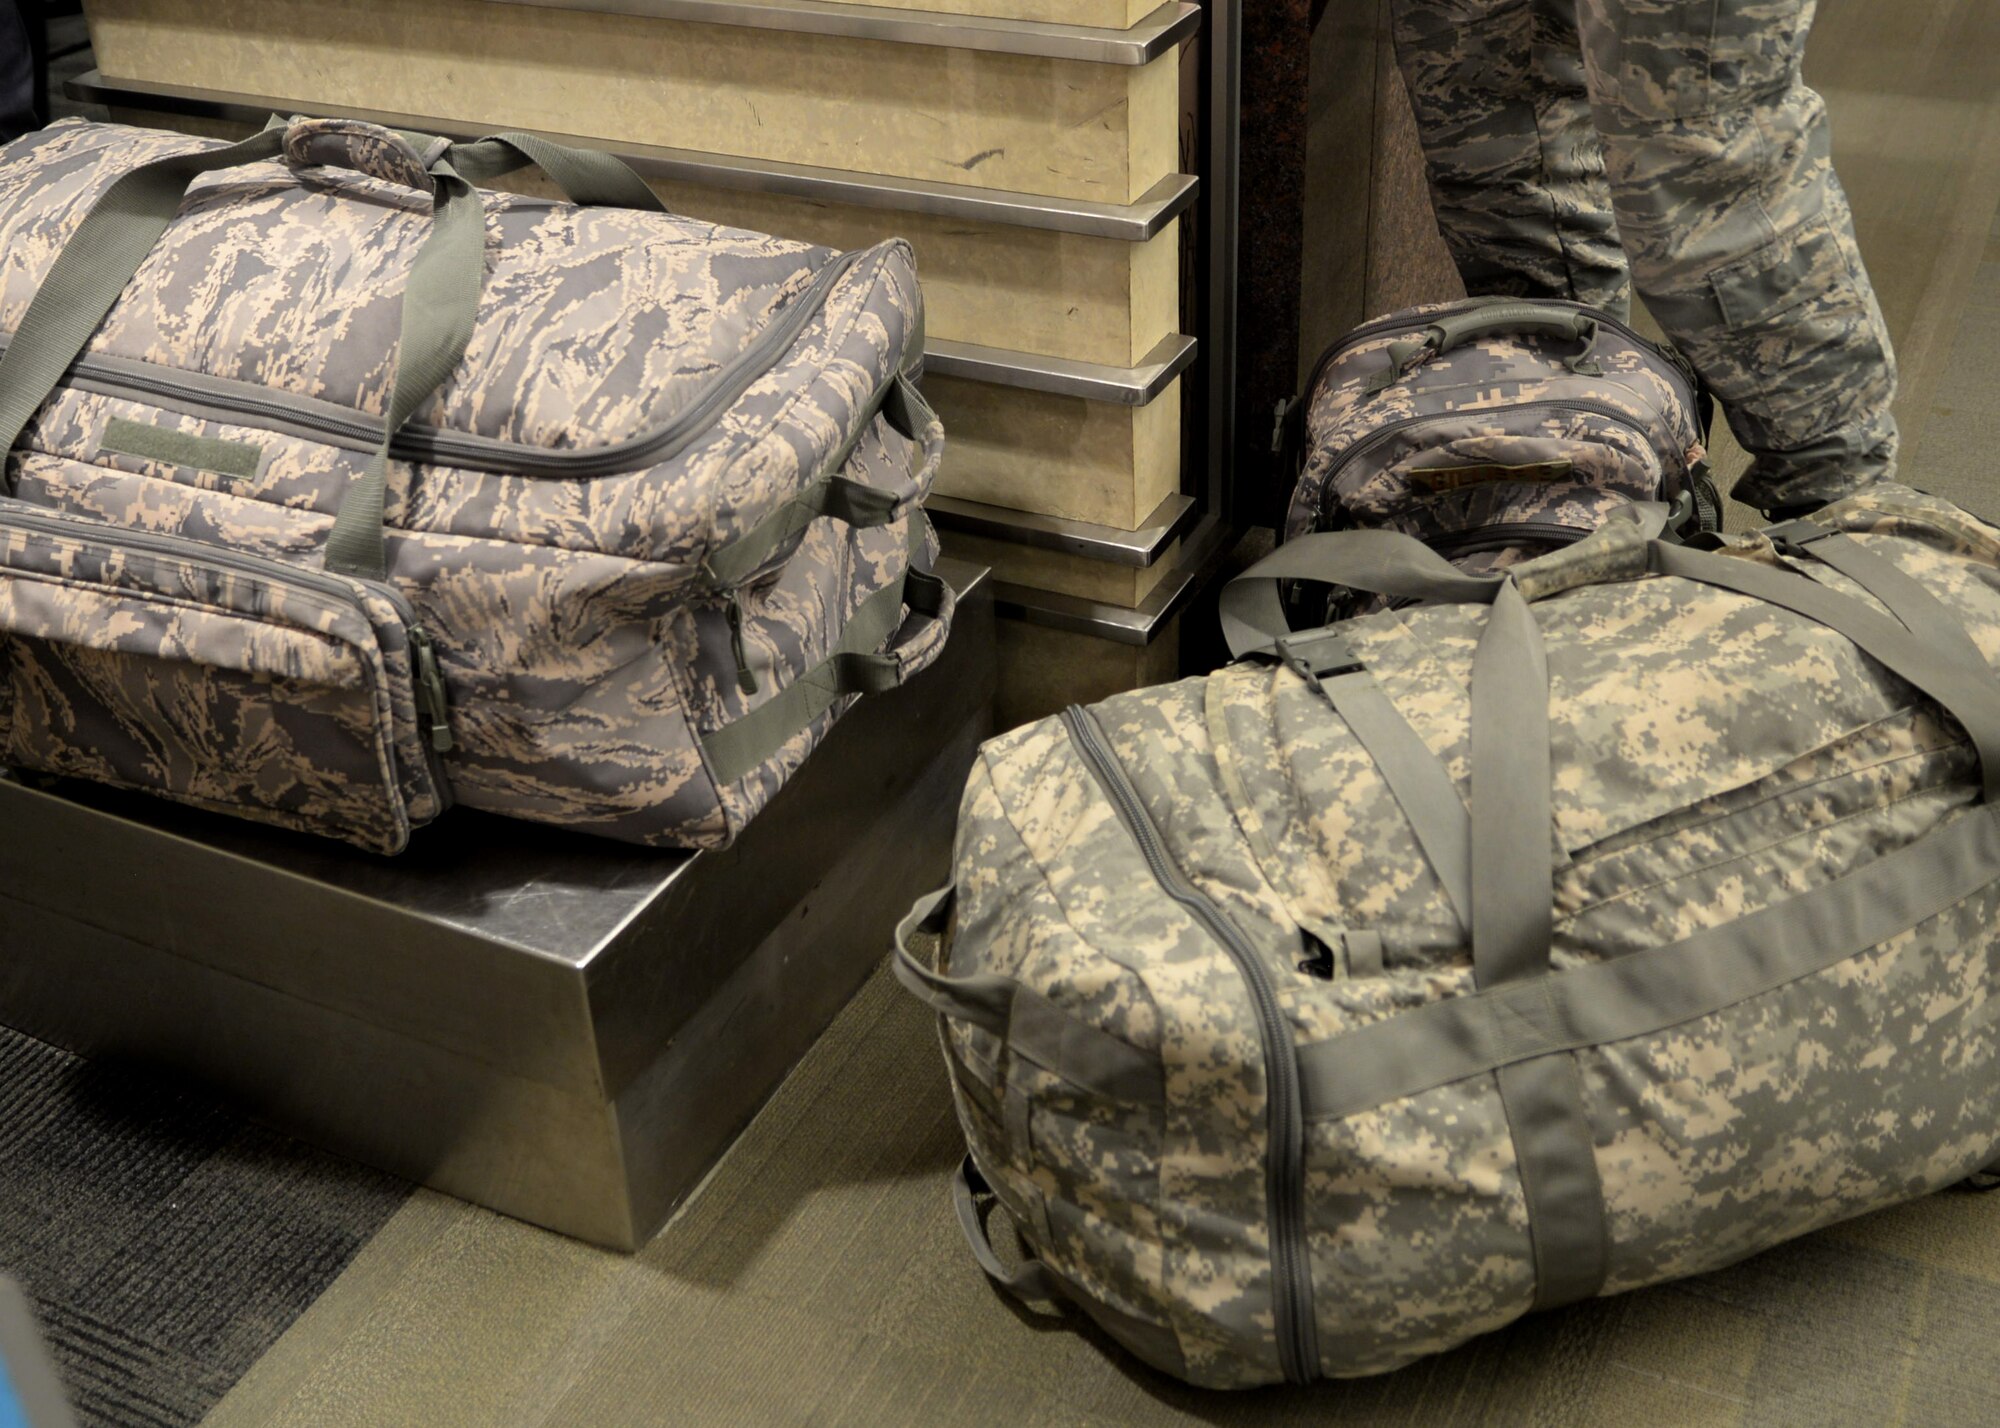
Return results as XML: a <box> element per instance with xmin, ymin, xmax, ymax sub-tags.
<box><xmin>1298</xmin><ymin>801</ymin><xmax>2000</xmax><ymax>1124</ymax></box>
<box><xmin>1469</xmin><ymin>578</ymin><xmax>1609</xmax><ymax>1310</ymax></box>
<box><xmin>954</xmin><ymin>1156</ymin><xmax>1060</xmax><ymax>1306</ymax></box>
<box><xmin>0</xmin><ymin>128</ymin><xmax>288</xmax><ymax>480</ymax></box>
<box><xmin>1471</xmin><ymin>582</ymin><xmax>1553</xmax><ymax>991</ymax></box>
<box><xmin>893</xmin><ymin>886</ymin><xmax>1167</xmax><ymax>1107</ymax></box>
<box><xmin>1769</xmin><ymin>522</ymin><xmax>1993</xmax><ymax>681</ymax></box>
<box><xmin>1220</xmin><ymin>530</ymin><xmax>1503</xmax><ymax>659</ymax></box>
<box><xmin>700</xmin><ymin>536</ymin><xmax>945</xmax><ymax>787</ymax></box>
<box><xmin>1283</xmin><ymin>635</ymin><xmax>1470</xmax><ymax>929</ymax></box>
<box><xmin>892</xmin><ymin>886</ymin><xmax>1012</xmax><ymax>1036</ymax></box>
<box><xmin>1653</xmin><ymin>543</ymin><xmax>2000</xmax><ymax>801</ymax></box>
<box><xmin>442</xmin><ymin>132</ymin><xmax>667</xmax><ymax>213</ymax></box>
<box><xmin>323</xmin><ymin>158</ymin><xmax>485</xmax><ymax>579</ymax></box>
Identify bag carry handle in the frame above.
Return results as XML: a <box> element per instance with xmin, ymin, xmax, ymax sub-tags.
<box><xmin>954</xmin><ymin>1155</ymin><xmax>1061</xmax><ymax>1306</ymax></box>
<box><xmin>1369</xmin><ymin>300</ymin><xmax>1601</xmax><ymax>393</ymax></box>
<box><xmin>0</xmin><ymin>120</ymin><xmax>669</xmax><ymax>582</ymax></box>
<box><xmin>698</xmin><ymin>537</ymin><xmax>953</xmax><ymax>787</ymax></box>
<box><xmin>272</xmin><ymin>116</ymin><xmax>671</xmax><ymax>215</ymax></box>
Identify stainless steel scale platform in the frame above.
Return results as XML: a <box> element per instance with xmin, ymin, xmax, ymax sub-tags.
<box><xmin>0</xmin><ymin>562</ymin><xmax>994</xmax><ymax>1250</ymax></box>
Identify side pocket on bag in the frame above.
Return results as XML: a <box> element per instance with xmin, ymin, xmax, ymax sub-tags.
<box><xmin>0</xmin><ymin>501</ymin><xmax>448</xmax><ymax>853</ymax></box>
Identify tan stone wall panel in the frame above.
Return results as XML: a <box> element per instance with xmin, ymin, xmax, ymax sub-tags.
<box><xmin>924</xmin><ymin>375</ymin><xmax>1181</xmax><ymax>528</ymax></box>
<box><xmin>86</xmin><ymin>0</ymin><xmax>1181</xmax><ymax>201</ymax></box>
<box><xmin>101</xmin><ymin>109</ymin><xmax>1178</xmax><ymax>367</ymax></box>
<box><xmin>857</xmin><ymin>0</ymin><xmax>1157</xmax><ymax>27</ymax></box>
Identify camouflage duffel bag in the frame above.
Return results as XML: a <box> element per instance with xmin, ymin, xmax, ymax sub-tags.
<box><xmin>896</xmin><ymin>483</ymin><xmax>2000</xmax><ymax>1387</ymax></box>
<box><xmin>0</xmin><ymin>118</ymin><xmax>951</xmax><ymax>853</ymax></box>
<box><xmin>1283</xmin><ymin>297</ymin><xmax>1721</xmax><ymax>614</ymax></box>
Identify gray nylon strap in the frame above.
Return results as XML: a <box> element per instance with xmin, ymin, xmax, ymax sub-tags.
<box><xmin>705</xmin><ymin>478</ymin><xmax>907</xmax><ymax>587</ymax></box>
<box><xmin>323</xmin><ymin>159</ymin><xmax>486</xmax><ymax>579</ymax></box>
<box><xmin>443</xmin><ymin>131</ymin><xmax>667</xmax><ymax>212</ymax></box>
<box><xmin>0</xmin><ymin>128</ymin><xmax>288</xmax><ymax>479</ymax></box>
<box><xmin>700</xmin><ymin>540</ymin><xmax>944</xmax><ymax>787</ymax></box>
<box><xmin>1653</xmin><ymin>542</ymin><xmax>2000</xmax><ymax>801</ymax></box>
<box><xmin>1470</xmin><ymin>580</ymin><xmax>1553</xmax><ymax>992</ymax></box>
<box><xmin>1775</xmin><ymin>525</ymin><xmax>1993</xmax><ymax>681</ymax></box>
<box><xmin>1221</xmin><ymin>530</ymin><xmax>1503</xmax><ymax>659</ymax></box>
<box><xmin>892</xmin><ymin>886</ymin><xmax>1012</xmax><ymax>1034</ymax></box>
<box><xmin>1298</xmin><ymin>802</ymin><xmax>2000</xmax><ymax>1124</ymax></box>
<box><xmin>892</xmin><ymin>887</ymin><xmax>1166</xmax><ymax>1107</ymax></box>
<box><xmin>1320</xmin><ymin>670</ymin><xmax>1471</xmax><ymax>928</ymax></box>
<box><xmin>1467</xmin><ymin>577</ymin><xmax>1609</xmax><ymax>1309</ymax></box>
<box><xmin>703</xmin><ymin>373</ymin><xmax>933</xmax><ymax>586</ymax></box>
<box><xmin>954</xmin><ymin>1156</ymin><xmax>1060</xmax><ymax>1306</ymax></box>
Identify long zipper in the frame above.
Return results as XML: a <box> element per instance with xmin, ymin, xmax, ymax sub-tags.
<box><xmin>1318</xmin><ymin>398</ymin><xmax>1679</xmax><ymax>527</ymax></box>
<box><xmin>4</xmin><ymin>249</ymin><xmax>869</xmax><ymax>481</ymax></box>
<box><xmin>1060</xmin><ymin>705</ymin><xmax>1317</xmax><ymax>1384</ymax></box>
<box><xmin>0</xmin><ymin>499</ymin><xmax>454</xmax><ymax>790</ymax></box>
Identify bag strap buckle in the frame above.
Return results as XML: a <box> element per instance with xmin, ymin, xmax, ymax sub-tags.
<box><xmin>1270</xmin><ymin>629</ymin><xmax>1365</xmax><ymax>694</ymax></box>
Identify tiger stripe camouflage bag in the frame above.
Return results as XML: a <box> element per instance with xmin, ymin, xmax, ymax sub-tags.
<box><xmin>0</xmin><ymin>118</ymin><xmax>950</xmax><ymax>853</ymax></box>
<box><xmin>895</xmin><ymin>483</ymin><xmax>2000</xmax><ymax>1387</ymax></box>
<box><xmin>1284</xmin><ymin>296</ymin><xmax>1720</xmax><ymax>615</ymax></box>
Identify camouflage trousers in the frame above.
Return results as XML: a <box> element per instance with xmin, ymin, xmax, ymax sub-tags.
<box><xmin>1388</xmin><ymin>0</ymin><xmax>1897</xmax><ymax>514</ymax></box>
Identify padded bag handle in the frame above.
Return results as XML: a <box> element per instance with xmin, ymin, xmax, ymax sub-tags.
<box><xmin>279</xmin><ymin>116</ymin><xmax>451</xmax><ymax>192</ymax></box>
<box><xmin>1427</xmin><ymin>300</ymin><xmax>1599</xmax><ymax>355</ymax></box>
<box><xmin>1371</xmin><ymin>299</ymin><xmax>1602</xmax><ymax>392</ymax></box>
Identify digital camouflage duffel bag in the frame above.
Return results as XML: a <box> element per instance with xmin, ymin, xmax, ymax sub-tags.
<box><xmin>0</xmin><ymin>118</ymin><xmax>950</xmax><ymax>853</ymax></box>
<box><xmin>1283</xmin><ymin>297</ymin><xmax>1720</xmax><ymax>615</ymax></box>
<box><xmin>897</xmin><ymin>483</ymin><xmax>2000</xmax><ymax>1387</ymax></box>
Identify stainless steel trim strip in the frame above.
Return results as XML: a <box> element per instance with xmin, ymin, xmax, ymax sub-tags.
<box><xmin>477</xmin><ymin>0</ymin><xmax>1200</xmax><ymax>63</ymax></box>
<box><xmin>65</xmin><ymin>70</ymin><xmax>1199</xmax><ymax>240</ymax></box>
<box><xmin>991</xmin><ymin>514</ymin><xmax>1232</xmax><ymax>644</ymax></box>
<box><xmin>925</xmin><ymin>491</ymin><xmax>1195</xmax><ymax>566</ymax></box>
<box><xmin>925</xmin><ymin>333</ymin><xmax>1195</xmax><ymax>406</ymax></box>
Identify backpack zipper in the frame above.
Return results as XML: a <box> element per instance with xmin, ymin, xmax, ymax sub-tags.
<box><xmin>1</xmin><ymin>248</ymin><xmax>869</xmax><ymax>481</ymax></box>
<box><xmin>1315</xmin><ymin>398</ymin><xmax>1680</xmax><ymax>528</ymax></box>
<box><xmin>0</xmin><ymin>499</ymin><xmax>455</xmax><ymax>785</ymax></box>
<box><xmin>1060</xmin><ymin>705</ymin><xmax>1317</xmax><ymax>1384</ymax></box>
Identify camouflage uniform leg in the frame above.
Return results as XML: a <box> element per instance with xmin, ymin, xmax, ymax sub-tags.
<box><xmin>1576</xmin><ymin>0</ymin><xmax>1898</xmax><ymax>513</ymax></box>
<box><xmin>1390</xmin><ymin>0</ymin><xmax>1631</xmax><ymax>316</ymax></box>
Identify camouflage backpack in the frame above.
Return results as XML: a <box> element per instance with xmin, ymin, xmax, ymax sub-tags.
<box><xmin>0</xmin><ymin>118</ymin><xmax>949</xmax><ymax>853</ymax></box>
<box><xmin>1284</xmin><ymin>297</ymin><xmax>1720</xmax><ymax>612</ymax></box>
<box><xmin>898</xmin><ymin>484</ymin><xmax>2000</xmax><ymax>1387</ymax></box>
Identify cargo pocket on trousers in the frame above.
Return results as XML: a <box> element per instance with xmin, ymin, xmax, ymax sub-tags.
<box><xmin>1608</xmin><ymin>0</ymin><xmax>1809</xmax><ymax>120</ymax></box>
<box><xmin>0</xmin><ymin>501</ymin><xmax>450</xmax><ymax>854</ymax></box>
<box><xmin>1703</xmin><ymin>213</ymin><xmax>1889</xmax><ymax>436</ymax></box>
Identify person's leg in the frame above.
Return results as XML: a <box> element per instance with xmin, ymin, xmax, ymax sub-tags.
<box><xmin>1391</xmin><ymin>0</ymin><xmax>1630</xmax><ymax>316</ymax></box>
<box><xmin>1576</xmin><ymin>0</ymin><xmax>1896</xmax><ymax>513</ymax></box>
<box><xmin>0</xmin><ymin>1</ymin><xmax>35</xmax><ymax>145</ymax></box>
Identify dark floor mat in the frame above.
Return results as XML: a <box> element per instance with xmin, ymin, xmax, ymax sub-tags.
<box><xmin>0</xmin><ymin>1026</ymin><xmax>411</xmax><ymax>1428</ymax></box>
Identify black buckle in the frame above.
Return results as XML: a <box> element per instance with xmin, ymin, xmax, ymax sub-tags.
<box><xmin>1271</xmin><ymin>629</ymin><xmax>1365</xmax><ymax>694</ymax></box>
<box><xmin>1763</xmin><ymin>519</ymin><xmax>1832</xmax><ymax>559</ymax></box>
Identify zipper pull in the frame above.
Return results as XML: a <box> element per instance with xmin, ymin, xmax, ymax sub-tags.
<box><xmin>726</xmin><ymin>590</ymin><xmax>759</xmax><ymax>696</ymax></box>
<box><xmin>408</xmin><ymin>626</ymin><xmax>455</xmax><ymax>754</ymax></box>
<box><xmin>1296</xmin><ymin>929</ymin><xmax>1336</xmax><ymax>980</ymax></box>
